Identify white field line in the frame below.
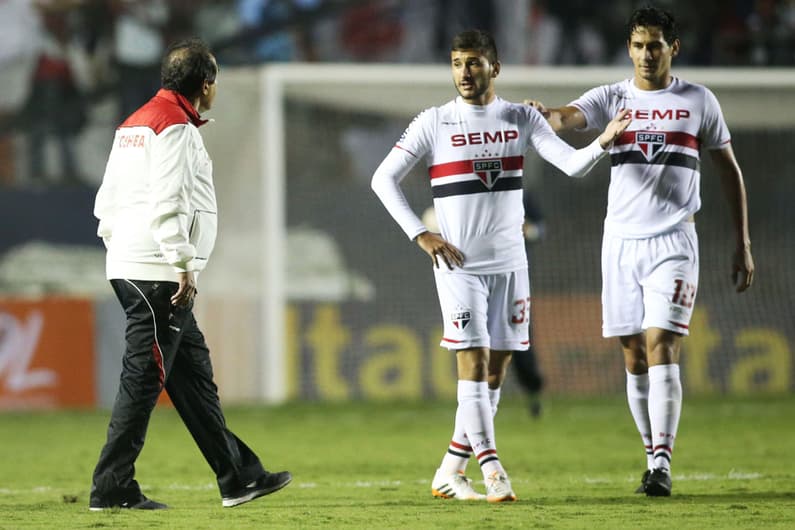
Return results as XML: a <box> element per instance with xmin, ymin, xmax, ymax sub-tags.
<box><xmin>0</xmin><ymin>472</ymin><xmax>770</xmax><ymax>496</ymax></box>
<box><xmin>586</xmin><ymin>471</ymin><xmax>765</xmax><ymax>484</ymax></box>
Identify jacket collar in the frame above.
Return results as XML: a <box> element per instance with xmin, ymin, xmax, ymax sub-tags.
<box><xmin>155</xmin><ymin>88</ymin><xmax>209</xmax><ymax>127</ymax></box>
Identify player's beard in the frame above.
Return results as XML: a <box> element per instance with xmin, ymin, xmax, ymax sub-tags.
<box><xmin>455</xmin><ymin>79</ymin><xmax>489</xmax><ymax>102</ymax></box>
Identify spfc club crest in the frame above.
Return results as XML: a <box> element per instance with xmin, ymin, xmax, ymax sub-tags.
<box><xmin>473</xmin><ymin>159</ymin><xmax>503</xmax><ymax>188</ymax></box>
<box><xmin>636</xmin><ymin>132</ymin><xmax>666</xmax><ymax>161</ymax></box>
<box><xmin>451</xmin><ymin>309</ymin><xmax>471</xmax><ymax>330</ymax></box>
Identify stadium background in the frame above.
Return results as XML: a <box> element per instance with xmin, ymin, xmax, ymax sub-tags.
<box><xmin>0</xmin><ymin>0</ymin><xmax>793</xmax><ymax>409</ymax></box>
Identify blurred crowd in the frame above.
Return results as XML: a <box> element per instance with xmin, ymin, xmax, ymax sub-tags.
<box><xmin>0</xmin><ymin>0</ymin><xmax>793</xmax><ymax>187</ymax></box>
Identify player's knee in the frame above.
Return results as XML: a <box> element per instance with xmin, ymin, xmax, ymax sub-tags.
<box><xmin>456</xmin><ymin>348</ymin><xmax>489</xmax><ymax>381</ymax></box>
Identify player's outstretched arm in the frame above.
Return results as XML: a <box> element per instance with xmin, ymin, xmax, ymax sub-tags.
<box><xmin>709</xmin><ymin>145</ymin><xmax>755</xmax><ymax>292</ymax></box>
<box><xmin>524</xmin><ymin>100</ymin><xmax>586</xmax><ymax>132</ymax></box>
<box><xmin>530</xmin><ymin>109</ymin><xmax>630</xmax><ymax>179</ymax></box>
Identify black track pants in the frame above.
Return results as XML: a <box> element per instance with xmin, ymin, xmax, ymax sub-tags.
<box><xmin>90</xmin><ymin>279</ymin><xmax>266</xmax><ymax>505</ymax></box>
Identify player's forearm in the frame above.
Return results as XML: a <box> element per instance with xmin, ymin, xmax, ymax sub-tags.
<box><xmin>720</xmin><ymin>170</ymin><xmax>751</xmax><ymax>249</ymax></box>
<box><xmin>534</xmin><ymin>133</ymin><xmax>606</xmax><ymax>179</ymax></box>
<box><xmin>549</xmin><ymin>106</ymin><xmax>584</xmax><ymax>132</ymax></box>
<box><xmin>710</xmin><ymin>145</ymin><xmax>750</xmax><ymax>249</ymax></box>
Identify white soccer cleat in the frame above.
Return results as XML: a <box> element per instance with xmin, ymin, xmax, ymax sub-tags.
<box><xmin>485</xmin><ymin>471</ymin><xmax>517</xmax><ymax>503</ymax></box>
<box><xmin>431</xmin><ymin>469</ymin><xmax>486</xmax><ymax>501</ymax></box>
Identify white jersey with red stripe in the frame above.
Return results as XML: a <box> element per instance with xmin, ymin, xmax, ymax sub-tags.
<box><xmin>570</xmin><ymin>77</ymin><xmax>730</xmax><ymax>238</ymax></box>
<box><xmin>375</xmin><ymin>95</ymin><xmax>606</xmax><ymax>274</ymax></box>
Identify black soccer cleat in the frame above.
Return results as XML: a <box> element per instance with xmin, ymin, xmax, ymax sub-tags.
<box><xmin>222</xmin><ymin>470</ymin><xmax>292</xmax><ymax>507</ymax></box>
<box><xmin>89</xmin><ymin>495</ymin><xmax>168</xmax><ymax>511</ymax></box>
<box><xmin>634</xmin><ymin>469</ymin><xmax>651</xmax><ymax>494</ymax></box>
<box><xmin>644</xmin><ymin>468</ymin><xmax>672</xmax><ymax>497</ymax></box>
<box><xmin>529</xmin><ymin>398</ymin><xmax>542</xmax><ymax>418</ymax></box>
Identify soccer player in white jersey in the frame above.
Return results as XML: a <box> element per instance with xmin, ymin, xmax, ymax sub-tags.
<box><xmin>371</xmin><ymin>29</ymin><xmax>631</xmax><ymax>502</ymax></box>
<box><xmin>525</xmin><ymin>6</ymin><xmax>755</xmax><ymax>496</ymax></box>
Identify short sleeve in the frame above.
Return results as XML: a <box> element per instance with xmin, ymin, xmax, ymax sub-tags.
<box><xmin>569</xmin><ymin>84</ymin><xmax>614</xmax><ymax>131</ymax></box>
<box><xmin>700</xmin><ymin>87</ymin><xmax>731</xmax><ymax>150</ymax></box>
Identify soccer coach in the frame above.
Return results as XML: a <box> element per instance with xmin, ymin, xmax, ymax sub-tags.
<box><xmin>90</xmin><ymin>38</ymin><xmax>290</xmax><ymax>510</ymax></box>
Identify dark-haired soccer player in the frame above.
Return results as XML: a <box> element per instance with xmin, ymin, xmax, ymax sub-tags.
<box><xmin>525</xmin><ymin>6</ymin><xmax>754</xmax><ymax>496</ymax></box>
<box><xmin>372</xmin><ymin>29</ymin><xmax>630</xmax><ymax>502</ymax></box>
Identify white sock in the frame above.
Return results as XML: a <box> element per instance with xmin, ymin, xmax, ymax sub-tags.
<box><xmin>648</xmin><ymin>364</ymin><xmax>682</xmax><ymax>473</ymax></box>
<box><xmin>626</xmin><ymin>370</ymin><xmax>653</xmax><ymax>470</ymax></box>
<box><xmin>457</xmin><ymin>380</ymin><xmax>505</xmax><ymax>479</ymax></box>
<box><xmin>488</xmin><ymin>387</ymin><xmax>501</xmax><ymax>417</ymax></box>
<box><xmin>438</xmin><ymin>405</ymin><xmax>472</xmax><ymax>476</ymax></box>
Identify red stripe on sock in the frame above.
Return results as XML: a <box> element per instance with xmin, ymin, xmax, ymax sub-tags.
<box><xmin>450</xmin><ymin>440</ymin><xmax>472</xmax><ymax>451</ymax></box>
<box><xmin>476</xmin><ymin>449</ymin><xmax>497</xmax><ymax>461</ymax></box>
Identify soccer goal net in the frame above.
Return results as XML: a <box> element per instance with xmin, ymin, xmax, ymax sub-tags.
<box><xmin>196</xmin><ymin>64</ymin><xmax>795</xmax><ymax>403</ymax></box>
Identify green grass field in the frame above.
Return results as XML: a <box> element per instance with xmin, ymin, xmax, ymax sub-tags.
<box><xmin>0</xmin><ymin>394</ymin><xmax>793</xmax><ymax>529</ymax></box>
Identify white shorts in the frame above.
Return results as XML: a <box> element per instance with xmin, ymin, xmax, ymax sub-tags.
<box><xmin>601</xmin><ymin>223</ymin><xmax>698</xmax><ymax>337</ymax></box>
<box><xmin>433</xmin><ymin>269</ymin><xmax>530</xmax><ymax>351</ymax></box>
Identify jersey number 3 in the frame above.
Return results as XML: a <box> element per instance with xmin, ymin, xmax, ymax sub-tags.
<box><xmin>512</xmin><ymin>297</ymin><xmax>532</xmax><ymax>324</ymax></box>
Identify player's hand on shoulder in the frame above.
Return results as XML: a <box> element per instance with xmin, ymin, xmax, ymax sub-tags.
<box><xmin>599</xmin><ymin>109</ymin><xmax>632</xmax><ymax>149</ymax></box>
<box><xmin>415</xmin><ymin>231</ymin><xmax>464</xmax><ymax>270</ymax></box>
<box><xmin>523</xmin><ymin>99</ymin><xmax>550</xmax><ymax>119</ymax></box>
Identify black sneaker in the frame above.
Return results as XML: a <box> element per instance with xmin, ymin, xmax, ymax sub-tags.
<box><xmin>529</xmin><ymin>399</ymin><xmax>542</xmax><ymax>418</ymax></box>
<box><xmin>89</xmin><ymin>495</ymin><xmax>168</xmax><ymax>511</ymax></box>
<box><xmin>222</xmin><ymin>471</ymin><xmax>292</xmax><ymax>508</ymax></box>
<box><xmin>644</xmin><ymin>468</ymin><xmax>672</xmax><ymax>497</ymax></box>
<box><xmin>634</xmin><ymin>469</ymin><xmax>651</xmax><ymax>494</ymax></box>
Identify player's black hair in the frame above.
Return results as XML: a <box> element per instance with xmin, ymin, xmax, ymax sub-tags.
<box><xmin>161</xmin><ymin>38</ymin><xmax>217</xmax><ymax>98</ymax></box>
<box><xmin>451</xmin><ymin>29</ymin><xmax>499</xmax><ymax>64</ymax></box>
<box><xmin>627</xmin><ymin>5</ymin><xmax>679</xmax><ymax>45</ymax></box>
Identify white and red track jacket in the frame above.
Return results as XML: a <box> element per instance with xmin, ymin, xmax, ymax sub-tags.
<box><xmin>94</xmin><ymin>89</ymin><xmax>218</xmax><ymax>282</ymax></box>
